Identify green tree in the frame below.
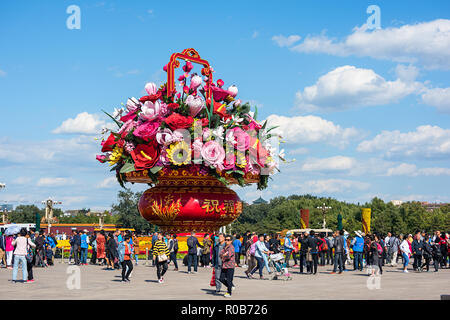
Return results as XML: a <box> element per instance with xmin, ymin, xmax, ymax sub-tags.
<box><xmin>112</xmin><ymin>189</ymin><xmax>153</xmax><ymax>232</ymax></box>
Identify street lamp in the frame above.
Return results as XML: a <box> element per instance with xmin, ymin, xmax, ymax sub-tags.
<box><xmin>316</xmin><ymin>203</ymin><xmax>332</xmax><ymax>229</ymax></box>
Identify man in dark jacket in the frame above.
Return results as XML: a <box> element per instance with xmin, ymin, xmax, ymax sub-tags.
<box><xmin>72</xmin><ymin>230</ymin><xmax>81</xmax><ymax>266</ymax></box>
<box><xmin>307</xmin><ymin>230</ymin><xmax>323</xmax><ymax>275</ymax></box>
<box><xmin>331</xmin><ymin>230</ymin><xmax>345</xmax><ymax>274</ymax></box>
<box><xmin>411</xmin><ymin>232</ymin><xmax>424</xmax><ymax>272</ymax></box>
<box><xmin>186</xmin><ymin>231</ymin><xmax>203</xmax><ymax>274</ymax></box>
<box><xmin>299</xmin><ymin>232</ymin><xmax>309</xmax><ymax>274</ymax></box>
<box><xmin>34</xmin><ymin>232</ymin><xmax>46</xmax><ymax>267</ymax></box>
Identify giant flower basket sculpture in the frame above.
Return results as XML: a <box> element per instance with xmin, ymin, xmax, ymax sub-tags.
<box><xmin>97</xmin><ymin>49</ymin><xmax>282</xmax><ymax>232</ymax></box>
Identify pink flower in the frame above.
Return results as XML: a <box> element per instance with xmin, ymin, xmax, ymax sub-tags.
<box><xmin>133</xmin><ymin>120</ymin><xmax>161</xmax><ymax>141</ymax></box>
<box><xmin>202</xmin><ymin>127</ymin><xmax>211</xmax><ymax>141</ymax></box>
<box><xmin>159</xmin><ymin>148</ymin><xmax>171</xmax><ymax>166</ymax></box>
<box><xmin>118</xmin><ymin>119</ymin><xmax>137</xmax><ymax>138</ymax></box>
<box><xmin>190</xmin><ymin>75</ymin><xmax>202</xmax><ymax>91</ymax></box>
<box><xmin>233</xmin><ymin>99</ymin><xmax>241</xmax><ymax>107</ymax></box>
<box><xmin>217</xmin><ymin>79</ymin><xmax>224</xmax><ymax>88</ymax></box>
<box><xmin>183</xmin><ymin>61</ymin><xmax>193</xmax><ymax>72</ymax></box>
<box><xmin>140</xmin><ymin>100</ymin><xmax>162</xmax><ymax>121</ymax></box>
<box><xmin>145</xmin><ymin>82</ymin><xmax>158</xmax><ymax>95</ymax></box>
<box><xmin>124</xmin><ymin>142</ymin><xmax>135</xmax><ymax>153</ymax></box>
<box><xmin>248</xmin><ymin>120</ymin><xmax>262</xmax><ymax>131</ymax></box>
<box><xmin>163</xmin><ymin>64</ymin><xmax>168</xmax><ymax>72</ymax></box>
<box><xmin>178</xmin><ymin>74</ymin><xmax>185</xmax><ymax>81</ymax></box>
<box><xmin>201</xmin><ymin>140</ymin><xmax>225</xmax><ymax>168</ymax></box>
<box><xmin>209</xmin><ymin>84</ymin><xmax>231</xmax><ymax>102</ymax></box>
<box><xmin>155</xmin><ymin>128</ymin><xmax>183</xmax><ymax>145</ymax></box>
<box><xmin>126</xmin><ymin>97</ymin><xmax>140</xmax><ymax>113</ymax></box>
<box><xmin>231</xmin><ymin>127</ymin><xmax>250</xmax><ymax>151</ymax></box>
<box><xmin>185</xmin><ymin>95</ymin><xmax>204</xmax><ymax>117</ymax></box>
<box><xmin>96</xmin><ymin>155</ymin><xmax>107</xmax><ymax>163</ymax></box>
<box><xmin>227</xmin><ymin>85</ymin><xmax>238</xmax><ymax>98</ymax></box>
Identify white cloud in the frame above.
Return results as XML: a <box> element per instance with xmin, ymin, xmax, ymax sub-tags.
<box><xmin>252</xmin><ymin>31</ymin><xmax>259</xmax><ymax>39</ymax></box>
<box><xmin>301</xmin><ymin>156</ymin><xmax>356</xmax><ymax>172</ymax></box>
<box><xmin>53</xmin><ymin>112</ymin><xmax>108</xmax><ymax>135</ymax></box>
<box><xmin>96</xmin><ymin>177</ymin><xmax>117</xmax><ymax>189</ymax></box>
<box><xmin>12</xmin><ymin>177</ymin><xmax>33</xmax><ymax>185</ymax></box>
<box><xmin>289</xmin><ymin>147</ymin><xmax>309</xmax><ymax>155</ymax></box>
<box><xmin>295</xmin><ymin>65</ymin><xmax>423</xmax><ymax>113</ymax></box>
<box><xmin>267</xmin><ymin>114</ymin><xmax>360</xmax><ymax>148</ymax></box>
<box><xmin>0</xmin><ymin>69</ymin><xmax>6</xmax><ymax>77</ymax></box>
<box><xmin>37</xmin><ymin>177</ymin><xmax>76</xmax><ymax>187</ymax></box>
<box><xmin>60</xmin><ymin>196</ymin><xmax>88</xmax><ymax>205</ymax></box>
<box><xmin>357</xmin><ymin>125</ymin><xmax>450</xmax><ymax>160</ymax></box>
<box><xmin>386</xmin><ymin>163</ymin><xmax>450</xmax><ymax>176</ymax></box>
<box><xmin>300</xmin><ymin>179</ymin><xmax>370</xmax><ymax>194</ymax></box>
<box><xmin>289</xmin><ymin>19</ymin><xmax>450</xmax><ymax>70</ymax></box>
<box><xmin>272</xmin><ymin>35</ymin><xmax>301</xmax><ymax>47</ymax></box>
<box><xmin>421</xmin><ymin>87</ymin><xmax>450</xmax><ymax>114</ymax></box>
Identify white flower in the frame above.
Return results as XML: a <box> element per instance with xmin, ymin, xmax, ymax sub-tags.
<box><xmin>227</xmin><ymin>85</ymin><xmax>238</xmax><ymax>97</ymax></box>
<box><xmin>212</xmin><ymin>126</ymin><xmax>224</xmax><ymax>140</ymax></box>
<box><xmin>225</xmin><ymin>130</ymin><xmax>236</xmax><ymax>145</ymax></box>
<box><xmin>126</xmin><ymin>97</ymin><xmax>140</xmax><ymax>112</ymax></box>
<box><xmin>113</xmin><ymin>108</ymin><xmax>124</xmax><ymax>119</ymax></box>
<box><xmin>140</xmin><ymin>100</ymin><xmax>161</xmax><ymax>121</ymax></box>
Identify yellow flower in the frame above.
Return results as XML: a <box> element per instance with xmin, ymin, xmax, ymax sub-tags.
<box><xmin>108</xmin><ymin>147</ymin><xmax>123</xmax><ymax>166</ymax></box>
<box><xmin>167</xmin><ymin>141</ymin><xmax>191</xmax><ymax>166</ymax></box>
<box><xmin>236</xmin><ymin>151</ymin><xmax>247</xmax><ymax>168</ymax></box>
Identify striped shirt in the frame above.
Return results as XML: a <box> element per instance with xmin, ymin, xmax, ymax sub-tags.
<box><xmin>152</xmin><ymin>240</ymin><xmax>170</xmax><ymax>258</ymax></box>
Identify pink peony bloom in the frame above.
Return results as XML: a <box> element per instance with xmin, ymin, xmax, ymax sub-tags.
<box><xmin>145</xmin><ymin>82</ymin><xmax>158</xmax><ymax>95</ymax></box>
<box><xmin>227</xmin><ymin>85</ymin><xmax>238</xmax><ymax>98</ymax></box>
<box><xmin>202</xmin><ymin>127</ymin><xmax>211</xmax><ymax>141</ymax></box>
<box><xmin>140</xmin><ymin>100</ymin><xmax>162</xmax><ymax>121</ymax></box>
<box><xmin>231</xmin><ymin>127</ymin><xmax>250</xmax><ymax>151</ymax></box>
<box><xmin>190</xmin><ymin>75</ymin><xmax>202</xmax><ymax>91</ymax></box>
<box><xmin>185</xmin><ymin>94</ymin><xmax>204</xmax><ymax>117</ymax></box>
<box><xmin>133</xmin><ymin>120</ymin><xmax>161</xmax><ymax>141</ymax></box>
<box><xmin>201</xmin><ymin>140</ymin><xmax>225</xmax><ymax>168</ymax></box>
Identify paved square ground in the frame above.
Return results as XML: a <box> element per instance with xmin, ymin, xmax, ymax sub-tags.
<box><xmin>0</xmin><ymin>260</ymin><xmax>449</xmax><ymax>300</ymax></box>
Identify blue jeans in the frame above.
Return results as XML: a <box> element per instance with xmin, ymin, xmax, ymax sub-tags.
<box><xmin>333</xmin><ymin>252</ymin><xmax>344</xmax><ymax>272</ymax></box>
<box><xmin>251</xmin><ymin>256</ymin><xmax>265</xmax><ymax>276</ymax></box>
<box><xmin>187</xmin><ymin>253</ymin><xmax>197</xmax><ymax>272</ymax></box>
<box><xmin>12</xmin><ymin>255</ymin><xmax>28</xmax><ymax>281</ymax></box>
<box><xmin>402</xmin><ymin>253</ymin><xmax>409</xmax><ymax>269</ymax></box>
<box><xmin>354</xmin><ymin>252</ymin><xmax>363</xmax><ymax>270</ymax></box>
<box><xmin>262</xmin><ymin>254</ymin><xmax>271</xmax><ymax>273</ymax></box>
<box><xmin>80</xmin><ymin>248</ymin><xmax>88</xmax><ymax>264</ymax></box>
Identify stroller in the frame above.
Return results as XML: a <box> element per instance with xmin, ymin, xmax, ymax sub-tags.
<box><xmin>268</xmin><ymin>253</ymin><xmax>292</xmax><ymax>281</ymax></box>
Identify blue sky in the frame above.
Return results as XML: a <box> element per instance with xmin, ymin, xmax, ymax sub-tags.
<box><xmin>0</xmin><ymin>0</ymin><xmax>449</xmax><ymax>211</ymax></box>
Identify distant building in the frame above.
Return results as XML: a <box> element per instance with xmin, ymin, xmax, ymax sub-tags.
<box><xmin>391</xmin><ymin>200</ymin><xmax>404</xmax><ymax>206</ymax></box>
<box><xmin>0</xmin><ymin>204</ymin><xmax>13</xmax><ymax>212</ymax></box>
<box><xmin>420</xmin><ymin>202</ymin><xmax>449</xmax><ymax>212</ymax></box>
<box><xmin>63</xmin><ymin>210</ymin><xmax>81</xmax><ymax>217</ymax></box>
<box><xmin>253</xmin><ymin>197</ymin><xmax>268</xmax><ymax>205</ymax></box>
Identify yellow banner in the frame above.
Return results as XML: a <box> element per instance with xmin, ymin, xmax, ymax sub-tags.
<box><xmin>362</xmin><ymin>208</ymin><xmax>371</xmax><ymax>234</ymax></box>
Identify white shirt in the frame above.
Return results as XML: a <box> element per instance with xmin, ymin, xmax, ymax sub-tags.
<box><xmin>400</xmin><ymin>240</ymin><xmax>410</xmax><ymax>255</ymax></box>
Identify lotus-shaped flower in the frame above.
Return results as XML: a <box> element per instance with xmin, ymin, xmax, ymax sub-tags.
<box><xmin>140</xmin><ymin>100</ymin><xmax>162</xmax><ymax>121</ymax></box>
<box><xmin>185</xmin><ymin>95</ymin><xmax>204</xmax><ymax>117</ymax></box>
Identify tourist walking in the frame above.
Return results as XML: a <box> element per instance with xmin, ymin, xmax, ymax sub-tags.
<box><xmin>105</xmin><ymin>232</ymin><xmax>117</xmax><ymax>270</ymax></box>
<box><xmin>202</xmin><ymin>234</ymin><xmax>213</xmax><ymax>268</ymax></box>
<box><xmin>186</xmin><ymin>232</ymin><xmax>202</xmax><ymax>274</ymax></box>
<box><xmin>331</xmin><ymin>230</ymin><xmax>345</xmax><ymax>274</ymax></box>
<box><xmin>219</xmin><ymin>235</ymin><xmax>236</xmax><ymax>298</ymax></box>
<box><xmin>96</xmin><ymin>230</ymin><xmax>106</xmax><ymax>265</ymax></box>
<box><xmin>400</xmin><ymin>235</ymin><xmax>411</xmax><ymax>273</ymax></box>
<box><xmin>370</xmin><ymin>234</ymin><xmax>383</xmax><ymax>275</ymax></box>
<box><xmin>80</xmin><ymin>230</ymin><xmax>89</xmax><ymax>265</ymax></box>
<box><xmin>352</xmin><ymin>230</ymin><xmax>364</xmax><ymax>271</ymax></box>
<box><xmin>12</xmin><ymin>229</ymin><xmax>35</xmax><ymax>283</ymax></box>
<box><xmin>248</xmin><ymin>234</ymin><xmax>270</xmax><ymax>279</ymax></box>
<box><xmin>283</xmin><ymin>232</ymin><xmax>294</xmax><ymax>267</ymax></box>
<box><xmin>232</xmin><ymin>234</ymin><xmax>241</xmax><ymax>267</ymax></box>
<box><xmin>245</xmin><ymin>238</ymin><xmax>257</xmax><ymax>278</ymax></box>
<box><xmin>168</xmin><ymin>234</ymin><xmax>179</xmax><ymax>271</ymax></box>
<box><xmin>411</xmin><ymin>232</ymin><xmax>424</xmax><ymax>272</ymax></box>
<box><xmin>212</xmin><ymin>233</ymin><xmax>226</xmax><ymax>293</ymax></box>
<box><xmin>307</xmin><ymin>230</ymin><xmax>323</xmax><ymax>275</ymax></box>
<box><xmin>34</xmin><ymin>232</ymin><xmax>46</xmax><ymax>267</ymax></box>
<box><xmin>292</xmin><ymin>234</ymin><xmax>299</xmax><ymax>267</ymax></box>
<box><xmin>25</xmin><ymin>231</ymin><xmax>36</xmax><ymax>283</ymax></box>
<box><xmin>152</xmin><ymin>233</ymin><xmax>170</xmax><ymax>283</ymax></box>
<box><xmin>5</xmin><ymin>234</ymin><xmax>13</xmax><ymax>269</ymax></box>
<box><xmin>0</xmin><ymin>232</ymin><xmax>5</xmax><ymax>268</ymax></box>
<box><xmin>121</xmin><ymin>236</ymin><xmax>133</xmax><ymax>282</ymax></box>
<box><xmin>299</xmin><ymin>232</ymin><xmax>309</xmax><ymax>274</ymax></box>
<box><xmin>132</xmin><ymin>233</ymin><xmax>140</xmax><ymax>266</ymax></box>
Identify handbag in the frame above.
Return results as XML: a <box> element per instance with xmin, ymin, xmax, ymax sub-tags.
<box><xmin>157</xmin><ymin>254</ymin><xmax>168</xmax><ymax>262</ymax></box>
<box><xmin>26</xmin><ymin>245</ymin><xmax>34</xmax><ymax>263</ymax></box>
<box><xmin>210</xmin><ymin>268</ymin><xmax>216</xmax><ymax>287</ymax></box>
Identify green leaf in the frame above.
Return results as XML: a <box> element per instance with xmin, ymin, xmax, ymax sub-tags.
<box><xmin>261</xmin><ymin>120</ymin><xmax>267</xmax><ymax>130</ymax></box>
<box><xmin>102</xmin><ymin>109</ymin><xmax>122</xmax><ymax>128</ymax></box>
<box><xmin>119</xmin><ymin>162</ymin><xmax>135</xmax><ymax>174</ymax></box>
<box><xmin>150</xmin><ymin>166</ymin><xmax>163</xmax><ymax>174</ymax></box>
<box><xmin>254</xmin><ymin>105</ymin><xmax>258</xmax><ymax>120</ymax></box>
<box><xmin>266</xmin><ymin>125</ymin><xmax>279</xmax><ymax>133</ymax></box>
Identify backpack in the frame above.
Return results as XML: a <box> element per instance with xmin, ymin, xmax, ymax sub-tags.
<box><xmin>376</xmin><ymin>242</ymin><xmax>383</xmax><ymax>255</ymax></box>
<box><xmin>249</xmin><ymin>243</ymin><xmax>256</xmax><ymax>256</ymax></box>
<box><xmin>26</xmin><ymin>245</ymin><xmax>33</xmax><ymax>263</ymax></box>
<box><xmin>322</xmin><ymin>239</ymin><xmax>328</xmax><ymax>251</ymax></box>
<box><xmin>174</xmin><ymin>239</ymin><xmax>179</xmax><ymax>251</ymax></box>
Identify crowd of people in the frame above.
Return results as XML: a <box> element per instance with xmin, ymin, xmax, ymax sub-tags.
<box><xmin>1</xmin><ymin>227</ymin><xmax>449</xmax><ymax>298</ymax></box>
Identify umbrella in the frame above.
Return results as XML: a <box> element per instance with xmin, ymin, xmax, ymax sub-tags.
<box><xmin>5</xmin><ymin>225</ymin><xmax>21</xmax><ymax>236</ymax></box>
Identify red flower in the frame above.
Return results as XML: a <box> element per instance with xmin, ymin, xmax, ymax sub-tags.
<box><xmin>206</xmin><ymin>98</ymin><xmax>231</xmax><ymax>120</ymax></box>
<box><xmin>201</xmin><ymin>118</ymin><xmax>209</xmax><ymax>127</ymax></box>
<box><xmin>164</xmin><ymin>113</ymin><xmax>194</xmax><ymax>130</ymax></box>
<box><xmin>139</xmin><ymin>91</ymin><xmax>162</xmax><ymax>103</ymax></box>
<box><xmin>217</xmin><ymin>79</ymin><xmax>224</xmax><ymax>88</ymax></box>
<box><xmin>120</xmin><ymin>111</ymin><xmax>137</xmax><ymax>123</ymax></box>
<box><xmin>101</xmin><ymin>133</ymin><xmax>117</xmax><ymax>152</ymax></box>
<box><xmin>131</xmin><ymin>142</ymin><xmax>160</xmax><ymax>170</ymax></box>
<box><xmin>167</xmin><ymin>103</ymin><xmax>179</xmax><ymax>110</ymax></box>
